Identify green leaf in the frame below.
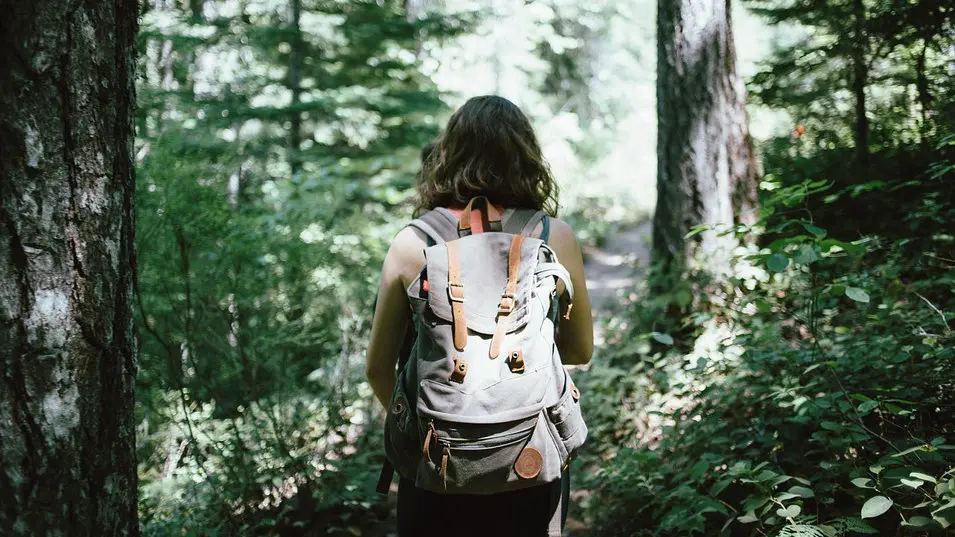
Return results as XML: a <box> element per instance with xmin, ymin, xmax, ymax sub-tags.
<box><xmin>901</xmin><ymin>478</ymin><xmax>925</xmax><ymax>488</ymax></box>
<box><xmin>851</xmin><ymin>477</ymin><xmax>874</xmax><ymax>488</ymax></box>
<box><xmin>845</xmin><ymin>287</ymin><xmax>870</xmax><ymax>303</ymax></box>
<box><xmin>788</xmin><ymin>485</ymin><xmax>815</xmax><ymax>498</ymax></box>
<box><xmin>802</xmin><ymin>222</ymin><xmax>827</xmax><ymax>237</ymax></box>
<box><xmin>793</xmin><ymin>244</ymin><xmax>821</xmax><ymax>265</ymax></box>
<box><xmin>651</xmin><ymin>332</ymin><xmax>674</xmax><ymax>345</ymax></box>
<box><xmin>857</xmin><ymin>400</ymin><xmax>879</xmax><ymax>414</ymax></box>
<box><xmin>737</xmin><ymin>512</ymin><xmax>759</xmax><ymax>524</ymax></box>
<box><xmin>909</xmin><ymin>472</ymin><xmax>937</xmax><ymax>483</ymax></box>
<box><xmin>934</xmin><ymin>508</ymin><xmax>955</xmax><ymax>529</ymax></box>
<box><xmin>902</xmin><ymin>516</ymin><xmax>933</xmax><ymax>528</ymax></box>
<box><xmin>817</xmin><ymin>525</ymin><xmax>837</xmax><ymax>537</ymax></box>
<box><xmin>767</xmin><ymin>253</ymin><xmax>790</xmax><ymax>272</ymax></box>
<box><xmin>684</xmin><ymin>224</ymin><xmax>709</xmax><ymax>239</ymax></box>
<box><xmin>869</xmin><ymin>465</ymin><xmax>884</xmax><ymax>475</ymax></box>
<box><xmin>710</xmin><ymin>478</ymin><xmax>732</xmax><ymax>497</ymax></box>
<box><xmin>861</xmin><ymin>496</ymin><xmax>893</xmax><ymax>519</ymax></box>
<box><xmin>777</xmin><ymin>505</ymin><xmax>802</xmax><ymax>518</ymax></box>
<box><xmin>820</xmin><ymin>421</ymin><xmax>841</xmax><ymax>431</ymax></box>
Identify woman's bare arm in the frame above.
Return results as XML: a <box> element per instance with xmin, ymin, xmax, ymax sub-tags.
<box><xmin>365</xmin><ymin>227</ymin><xmax>424</xmax><ymax>409</ymax></box>
<box><xmin>547</xmin><ymin>218</ymin><xmax>594</xmax><ymax>365</ymax></box>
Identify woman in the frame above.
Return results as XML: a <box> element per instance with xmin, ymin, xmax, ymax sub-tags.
<box><xmin>365</xmin><ymin>95</ymin><xmax>593</xmax><ymax>536</ymax></box>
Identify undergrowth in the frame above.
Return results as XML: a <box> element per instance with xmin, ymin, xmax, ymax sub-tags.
<box><xmin>578</xmin><ymin>138</ymin><xmax>955</xmax><ymax>536</ymax></box>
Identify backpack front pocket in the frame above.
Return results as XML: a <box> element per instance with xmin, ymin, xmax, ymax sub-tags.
<box><xmin>417</xmin><ymin>413</ymin><xmax>562</xmax><ymax>494</ymax></box>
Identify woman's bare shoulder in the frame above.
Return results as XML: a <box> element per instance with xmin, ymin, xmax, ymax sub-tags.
<box><xmin>383</xmin><ymin>224</ymin><xmax>428</xmax><ymax>286</ymax></box>
<box><xmin>544</xmin><ymin>217</ymin><xmax>582</xmax><ymax>253</ymax></box>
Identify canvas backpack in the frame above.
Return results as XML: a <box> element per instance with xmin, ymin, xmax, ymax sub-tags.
<box><xmin>377</xmin><ymin>196</ymin><xmax>587</xmax><ymax>505</ymax></box>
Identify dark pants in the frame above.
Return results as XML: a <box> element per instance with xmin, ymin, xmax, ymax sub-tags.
<box><xmin>396</xmin><ymin>472</ymin><xmax>570</xmax><ymax>537</ymax></box>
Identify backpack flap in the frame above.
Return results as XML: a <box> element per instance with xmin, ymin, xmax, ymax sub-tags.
<box><xmin>423</xmin><ymin>233</ymin><xmax>543</xmax><ymax>336</ymax></box>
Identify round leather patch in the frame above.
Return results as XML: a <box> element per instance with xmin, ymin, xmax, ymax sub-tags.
<box><xmin>514</xmin><ymin>447</ymin><xmax>543</xmax><ymax>479</ymax></box>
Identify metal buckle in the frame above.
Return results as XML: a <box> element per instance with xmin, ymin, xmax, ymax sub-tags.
<box><xmin>448</xmin><ymin>282</ymin><xmax>465</xmax><ymax>303</ymax></box>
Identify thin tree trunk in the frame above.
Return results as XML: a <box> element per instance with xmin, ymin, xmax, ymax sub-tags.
<box><xmin>652</xmin><ymin>0</ymin><xmax>759</xmax><ymax>278</ymax></box>
<box><xmin>851</xmin><ymin>0</ymin><xmax>869</xmax><ymax>169</ymax></box>
<box><xmin>288</xmin><ymin>0</ymin><xmax>303</xmax><ymax>174</ymax></box>
<box><xmin>0</xmin><ymin>1</ymin><xmax>139</xmax><ymax>536</ymax></box>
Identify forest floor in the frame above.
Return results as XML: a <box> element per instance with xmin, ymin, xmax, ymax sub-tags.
<box><xmin>366</xmin><ymin>220</ymin><xmax>653</xmax><ymax>537</ymax></box>
<box><xmin>565</xmin><ymin>219</ymin><xmax>652</xmax><ymax>536</ymax></box>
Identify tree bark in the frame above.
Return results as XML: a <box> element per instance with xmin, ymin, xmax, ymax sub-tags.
<box><xmin>0</xmin><ymin>1</ymin><xmax>139</xmax><ymax>535</ymax></box>
<box><xmin>851</xmin><ymin>0</ymin><xmax>869</xmax><ymax>169</ymax></box>
<box><xmin>652</xmin><ymin>0</ymin><xmax>759</xmax><ymax>278</ymax></box>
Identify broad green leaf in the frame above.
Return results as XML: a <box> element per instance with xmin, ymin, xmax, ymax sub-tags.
<box><xmin>737</xmin><ymin>512</ymin><xmax>759</xmax><ymax>524</ymax></box>
<box><xmin>743</xmin><ymin>494</ymin><xmax>771</xmax><ymax>512</ymax></box>
<box><xmin>860</xmin><ymin>496</ymin><xmax>893</xmax><ymax>519</ymax></box>
<box><xmin>900</xmin><ymin>478</ymin><xmax>925</xmax><ymax>488</ymax></box>
<box><xmin>934</xmin><ymin>509</ymin><xmax>954</xmax><ymax>529</ymax></box>
<box><xmin>902</xmin><ymin>516</ymin><xmax>933</xmax><ymax>527</ymax></box>
<box><xmin>793</xmin><ymin>244</ymin><xmax>821</xmax><ymax>265</ymax></box>
<box><xmin>801</xmin><ymin>222</ymin><xmax>827</xmax><ymax>237</ymax></box>
<box><xmin>767</xmin><ymin>253</ymin><xmax>790</xmax><ymax>272</ymax></box>
<box><xmin>845</xmin><ymin>287</ymin><xmax>870</xmax><ymax>303</ymax></box>
<box><xmin>788</xmin><ymin>485</ymin><xmax>815</xmax><ymax>498</ymax></box>
<box><xmin>851</xmin><ymin>477</ymin><xmax>874</xmax><ymax>488</ymax></box>
<box><xmin>710</xmin><ymin>478</ymin><xmax>732</xmax><ymax>497</ymax></box>
<box><xmin>857</xmin><ymin>400</ymin><xmax>879</xmax><ymax>414</ymax></box>
<box><xmin>817</xmin><ymin>525</ymin><xmax>837</xmax><ymax>537</ymax></box>
<box><xmin>820</xmin><ymin>421</ymin><xmax>841</xmax><ymax>431</ymax></box>
<box><xmin>777</xmin><ymin>505</ymin><xmax>802</xmax><ymax>518</ymax></box>
<box><xmin>869</xmin><ymin>465</ymin><xmax>884</xmax><ymax>475</ymax></box>
<box><xmin>651</xmin><ymin>332</ymin><xmax>674</xmax><ymax>345</ymax></box>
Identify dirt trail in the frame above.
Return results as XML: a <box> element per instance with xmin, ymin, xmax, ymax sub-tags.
<box><xmin>582</xmin><ymin>220</ymin><xmax>653</xmax><ymax>341</ymax></box>
<box><xmin>558</xmin><ymin>220</ymin><xmax>653</xmax><ymax>536</ymax></box>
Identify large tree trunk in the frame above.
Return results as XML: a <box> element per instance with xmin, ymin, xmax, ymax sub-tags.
<box><xmin>652</xmin><ymin>0</ymin><xmax>759</xmax><ymax>278</ymax></box>
<box><xmin>0</xmin><ymin>1</ymin><xmax>139</xmax><ymax>535</ymax></box>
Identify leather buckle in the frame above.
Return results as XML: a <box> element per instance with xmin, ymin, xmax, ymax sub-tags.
<box><xmin>450</xmin><ymin>356</ymin><xmax>467</xmax><ymax>383</ymax></box>
<box><xmin>498</xmin><ymin>294</ymin><xmax>515</xmax><ymax>315</ymax></box>
<box><xmin>508</xmin><ymin>350</ymin><xmax>525</xmax><ymax>373</ymax></box>
<box><xmin>448</xmin><ymin>282</ymin><xmax>465</xmax><ymax>303</ymax></box>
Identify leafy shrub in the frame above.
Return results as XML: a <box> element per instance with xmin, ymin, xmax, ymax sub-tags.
<box><xmin>581</xmin><ymin>141</ymin><xmax>955</xmax><ymax>536</ymax></box>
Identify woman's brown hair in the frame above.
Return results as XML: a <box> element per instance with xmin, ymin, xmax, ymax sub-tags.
<box><xmin>416</xmin><ymin>95</ymin><xmax>559</xmax><ymax>216</ymax></box>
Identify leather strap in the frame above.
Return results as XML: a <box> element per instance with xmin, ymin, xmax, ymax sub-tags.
<box><xmin>489</xmin><ymin>235</ymin><xmax>524</xmax><ymax>359</ymax></box>
<box><xmin>446</xmin><ymin>240</ymin><xmax>467</xmax><ymax>351</ymax></box>
<box><xmin>376</xmin><ymin>459</ymin><xmax>394</xmax><ymax>494</ymax></box>
<box><xmin>548</xmin><ymin>472</ymin><xmax>565</xmax><ymax>536</ymax></box>
<box><xmin>457</xmin><ymin>196</ymin><xmax>502</xmax><ymax>236</ymax></box>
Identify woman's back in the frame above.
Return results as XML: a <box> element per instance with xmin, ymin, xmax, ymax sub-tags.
<box><xmin>365</xmin><ymin>96</ymin><xmax>593</xmax><ymax>537</ymax></box>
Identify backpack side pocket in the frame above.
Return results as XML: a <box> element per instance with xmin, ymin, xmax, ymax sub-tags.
<box><xmin>384</xmin><ymin>381</ymin><xmax>420</xmax><ymax>481</ymax></box>
<box><xmin>545</xmin><ymin>372</ymin><xmax>587</xmax><ymax>469</ymax></box>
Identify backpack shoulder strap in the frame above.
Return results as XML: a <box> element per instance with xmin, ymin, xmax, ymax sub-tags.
<box><xmin>503</xmin><ymin>209</ymin><xmax>547</xmax><ymax>238</ymax></box>
<box><xmin>407</xmin><ymin>208</ymin><xmax>459</xmax><ymax>245</ymax></box>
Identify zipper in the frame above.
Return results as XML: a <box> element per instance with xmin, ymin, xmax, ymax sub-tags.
<box><xmin>440</xmin><ymin>425</ymin><xmax>535</xmax><ymax>450</ymax></box>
